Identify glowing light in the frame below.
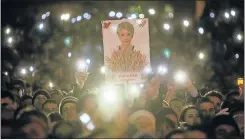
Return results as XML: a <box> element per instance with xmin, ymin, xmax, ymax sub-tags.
<box><xmin>183</xmin><ymin>20</ymin><xmax>190</xmax><ymax>27</ymax></box>
<box><xmin>109</xmin><ymin>11</ymin><xmax>116</xmax><ymax>17</ymax></box>
<box><xmin>139</xmin><ymin>14</ymin><xmax>145</xmax><ymax>19</ymax></box>
<box><xmin>131</xmin><ymin>14</ymin><xmax>137</xmax><ymax>19</ymax></box>
<box><xmin>4</xmin><ymin>72</ymin><xmax>8</xmax><ymax>76</ymax></box>
<box><xmin>116</xmin><ymin>12</ymin><xmax>123</xmax><ymax>18</ymax></box>
<box><xmin>46</xmin><ymin>12</ymin><xmax>50</xmax><ymax>17</ymax></box>
<box><xmin>230</xmin><ymin>10</ymin><xmax>236</xmax><ymax>16</ymax></box>
<box><xmin>76</xmin><ymin>16</ymin><xmax>82</xmax><ymax>21</ymax></box>
<box><xmin>224</xmin><ymin>12</ymin><xmax>230</xmax><ymax>19</ymax></box>
<box><xmin>100</xmin><ymin>66</ymin><xmax>106</xmax><ymax>74</ymax></box>
<box><xmin>198</xmin><ymin>52</ymin><xmax>205</xmax><ymax>60</ymax></box>
<box><xmin>174</xmin><ymin>71</ymin><xmax>187</xmax><ymax>84</ymax></box>
<box><xmin>144</xmin><ymin>66</ymin><xmax>152</xmax><ymax>74</ymax></box>
<box><xmin>235</xmin><ymin>53</ymin><xmax>239</xmax><ymax>59</ymax></box>
<box><xmin>39</xmin><ymin>23</ymin><xmax>44</xmax><ymax>30</ymax></box>
<box><xmin>49</xmin><ymin>82</ymin><xmax>53</xmax><ymax>88</ymax></box>
<box><xmin>68</xmin><ymin>52</ymin><xmax>72</xmax><ymax>57</ymax></box>
<box><xmin>163</xmin><ymin>23</ymin><xmax>170</xmax><ymax>30</ymax></box>
<box><xmin>61</xmin><ymin>13</ymin><xmax>70</xmax><ymax>21</ymax></box>
<box><xmin>83</xmin><ymin>13</ymin><xmax>89</xmax><ymax>19</ymax></box>
<box><xmin>148</xmin><ymin>8</ymin><xmax>155</xmax><ymax>15</ymax></box>
<box><xmin>158</xmin><ymin>66</ymin><xmax>168</xmax><ymax>74</ymax></box>
<box><xmin>198</xmin><ymin>27</ymin><xmax>204</xmax><ymax>34</ymax></box>
<box><xmin>101</xmin><ymin>85</ymin><xmax>118</xmax><ymax>104</ymax></box>
<box><xmin>168</xmin><ymin>13</ymin><xmax>174</xmax><ymax>18</ymax></box>
<box><xmin>86</xmin><ymin>59</ymin><xmax>91</xmax><ymax>64</ymax></box>
<box><xmin>210</xmin><ymin>12</ymin><xmax>215</xmax><ymax>18</ymax></box>
<box><xmin>71</xmin><ymin>18</ymin><xmax>76</xmax><ymax>23</ymax></box>
<box><xmin>140</xmin><ymin>84</ymin><xmax>144</xmax><ymax>88</ymax></box>
<box><xmin>42</xmin><ymin>14</ymin><xmax>46</xmax><ymax>19</ymax></box>
<box><xmin>129</xmin><ymin>85</ymin><xmax>140</xmax><ymax>97</ymax></box>
<box><xmin>237</xmin><ymin>33</ymin><xmax>243</xmax><ymax>41</ymax></box>
<box><xmin>5</xmin><ymin>28</ymin><xmax>11</xmax><ymax>34</ymax></box>
<box><xmin>76</xmin><ymin>60</ymin><xmax>87</xmax><ymax>71</ymax></box>
<box><xmin>80</xmin><ymin>113</ymin><xmax>91</xmax><ymax>124</ymax></box>
<box><xmin>29</xmin><ymin>66</ymin><xmax>34</xmax><ymax>72</ymax></box>
<box><xmin>21</xmin><ymin>68</ymin><xmax>26</xmax><ymax>75</ymax></box>
<box><xmin>86</xmin><ymin>122</ymin><xmax>95</xmax><ymax>131</ymax></box>
<box><xmin>8</xmin><ymin>37</ymin><xmax>13</xmax><ymax>43</ymax></box>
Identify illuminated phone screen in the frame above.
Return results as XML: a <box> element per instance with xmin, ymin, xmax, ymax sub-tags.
<box><xmin>237</xmin><ymin>78</ymin><xmax>243</xmax><ymax>85</ymax></box>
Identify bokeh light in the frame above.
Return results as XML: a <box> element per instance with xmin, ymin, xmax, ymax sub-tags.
<box><xmin>42</xmin><ymin>14</ymin><xmax>46</xmax><ymax>19</ymax></box>
<box><xmin>210</xmin><ymin>12</ymin><xmax>215</xmax><ymax>18</ymax></box>
<box><xmin>39</xmin><ymin>23</ymin><xmax>44</xmax><ymax>30</ymax></box>
<box><xmin>86</xmin><ymin>59</ymin><xmax>91</xmax><ymax>64</ymax></box>
<box><xmin>68</xmin><ymin>52</ymin><xmax>72</xmax><ymax>57</ymax></box>
<box><xmin>183</xmin><ymin>20</ymin><xmax>190</xmax><ymax>27</ymax></box>
<box><xmin>5</xmin><ymin>28</ymin><xmax>11</xmax><ymax>34</ymax></box>
<box><xmin>230</xmin><ymin>10</ymin><xmax>236</xmax><ymax>17</ymax></box>
<box><xmin>198</xmin><ymin>27</ymin><xmax>204</xmax><ymax>34</ymax></box>
<box><xmin>109</xmin><ymin>11</ymin><xmax>116</xmax><ymax>17</ymax></box>
<box><xmin>77</xmin><ymin>16</ymin><xmax>82</xmax><ymax>21</ymax></box>
<box><xmin>148</xmin><ymin>8</ymin><xmax>155</xmax><ymax>15</ymax></box>
<box><xmin>139</xmin><ymin>14</ymin><xmax>145</xmax><ymax>19</ymax></box>
<box><xmin>235</xmin><ymin>53</ymin><xmax>239</xmax><ymax>59</ymax></box>
<box><xmin>174</xmin><ymin>70</ymin><xmax>187</xmax><ymax>84</ymax></box>
<box><xmin>100</xmin><ymin>66</ymin><xmax>106</xmax><ymax>74</ymax></box>
<box><xmin>224</xmin><ymin>12</ymin><xmax>230</xmax><ymax>19</ymax></box>
<box><xmin>198</xmin><ymin>52</ymin><xmax>205</xmax><ymax>60</ymax></box>
<box><xmin>116</xmin><ymin>12</ymin><xmax>123</xmax><ymax>18</ymax></box>
<box><xmin>21</xmin><ymin>68</ymin><xmax>27</xmax><ymax>75</ymax></box>
<box><xmin>163</xmin><ymin>23</ymin><xmax>170</xmax><ymax>30</ymax></box>
<box><xmin>8</xmin><ymin>37</ymin><xmax>13</xmax><ymax>44</ymax></box>
<box><xmin>29</xmin><ymin>66</ymin><xmax>34</xmax><ymax>72</ymax></box>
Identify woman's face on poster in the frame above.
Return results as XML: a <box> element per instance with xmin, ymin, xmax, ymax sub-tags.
<box><xmin>118</xmin><ymin>28</ymin><xmax>133</xmax><ymax>46</ymax></box>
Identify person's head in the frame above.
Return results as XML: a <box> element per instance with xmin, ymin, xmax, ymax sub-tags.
<box><xmin>21</xmin><ymin>95</ymin><xmax>33</xmax><ymax>106</ymax></box>
<box><xmin>196</xmin><ymin>97</ymin><xmax>215</xmax><ymax>123</ymax></box>
<box><xmin>59</xmin><ymin>96</ymin><xmax>78</xmax><ymax>121</ymax></box>
<box><xmin>42</xmin><ymin>99</ymin><xmax>58</xmax><ymax>115</ymax></box>
<box><xmin>212</xmin><ymin>115</ymin><xmax>240</xmax><ymax>138</ymax></box>
<box><xmin>165</xmin><ymin>129</ymin><xmax>185</xmax><ymax>139</ymax></box>
<box><xmin>169</xmin><ymin>98</ymin><xmax>185</xmax><ymax>117</ymax></box>
<box><xmin>77</xmin><ymin>94</ymin><xmax>97</xmax><ymax>115</ymax></box>
<box><xmin>179</xmin><ymin>105</ymin><xmax>201</xmax><ymax>126</ymax></box>
<box><xmin>225</xmin><ymin>90</ymin><xmax>242</xmax><ymax>103</ymax></box>
<box><xmin>184</xmin><ymin>124</ymin><xmax>211</xmax><ymax>139</ymax></box>
<box><xmin>1</xmin><ymin>90</ymin><xmax>18</xmax><ymax>110</ymax></box>
<box><xmin>10</xmin><ymin>79</ymin><xmax>26</xmax><ymax>96</ymax></box>
<box><xmin>155</xmin><ymin>108</ymin><xmax>178</xmax><ymax>128</ymax></box>
<box><xmin>15</xmin><ymin>109</ymin><xmax>49</xmax><ymax>139</ymax></box>
<box><xmin>117</xmin><ymin>22</ymin><xmax>134</xmax><ymax>46</ymax></box>
<box><xmin>129</xmin><ymin>110</ymin><xmax>156</xmax><ymax>135</ymax></box>
<box><xmin>204</xmin><ymin>90</ymin><xmax>224</xmax><ymax>113</ymax></box>
<box><xmin>50</xmin><ymin>89</ymin><xmax>63</xmax><ymax>104</ymax></box>
<box><xmin>155</xmin><ymin>116</ymin><xmax>175</xmax><ymax>138</ymax></box>
<box><xmin>162</xmin><ymin>100</ymin><xmax>169</xmax><ymax>108</ymax></box>
<box><xmin>32</xmin><ymin>90</ymin><xmax>51</xmax><ymax>110</ymax></box>
<box><xmin>50</xmin><ymin>120</ymin><xmax>78</xmax><ymax>138</ymax></box>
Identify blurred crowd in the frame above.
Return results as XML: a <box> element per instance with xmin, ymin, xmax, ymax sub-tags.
<box><xmin>1</xmin><ymin>75</ymin><xmax>244</xmax><ymax>139</ymax></box>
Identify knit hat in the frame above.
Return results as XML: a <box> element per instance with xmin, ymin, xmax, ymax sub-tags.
<box><xmin>211</xmin><ymin>115</ymin><xmax>240</xmax><ymax>134</ymax></box>
<box><xmin>32</xmin><ymin>90</ymin><xmax>51</xmax><ymax>105</ymax></box>
<box><xmin>59</xmin><ymin>96</ymin><xmax>78</xmax><ymax>115</ymax></box>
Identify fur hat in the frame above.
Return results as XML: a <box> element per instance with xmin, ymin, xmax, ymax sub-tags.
<box><xmin>32</xmin><ymin>90</ymin><xmax>51</xmax><ymax>105</ymax></box>
<box><xmin>59</xmin><ymin>96</ymin><xmax>78</xmax><ymax>115</ymax></box>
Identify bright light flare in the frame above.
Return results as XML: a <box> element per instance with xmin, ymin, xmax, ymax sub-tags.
<box><xmin>230</xmin><ymin>10</ymin><xmax>236</xmax><ymax>16</ymax></box>
<box><xmin>139</xmin><ymin>14</ymin><xmax>144</xmax><ymax>19</ymax></box>
<box><xmin>100</xmin><ymin>85</ymin><xmax>118</xmax><ymax>104</ymax></box>
<box><xmin>4</xmin><ymin>72</ymin><xmax>8</xmax><ymax>76</ymax></box>
<box><xmin>210</xmin><ymin>12</ymin><xmax>215</xmax><ymax>18</ymax></box>
<box><xmin>174</xmin><ymin>70</ymin><xmax>187</xmax><ymax>84</ymax></box>
<box><xmin>76</xmin><ymin>16</ymin><xmax>82</xmax><ymax>21</ymax></box>
<box><xmin>29</xmin><ymin>66</ymin><xmax>34</xmax><ymax>72</ymax></box>
<box><xmin>71</xmin><ymin>18</ymin><xmax>76</xmax><ymax>23</ymax></box>
<box><xmin>49</xmin><ymin>82</ymin><xmax>53</xmax><ymax>88</ymax></box>
<box><xmin>116</xmin><ymin>12</ymin><xmax>123</xmax><ymax>18</ymax></box>
<box><xmin>46</xmin><ymin>12</ymin><xmax>50</xmax><ymax>17</ymax></box>
<box><xmin>235</xmin><ymin>53</ymin><xmax>239</xmax><ymax>59</ymax></box>
<box><xmin>131</xmin><ymin>14</ymin><xmax>137</xmax><ymax>19</ymax></box>
<box><xmin>109</xmin><ymin>11</ymin><xmax>116</xmax><ymax>17</ymax></box>
<box><xmin>76</xmin><ymin>60</ymin><xmax>87</xmax><ymax>71</ymax></box>
<box><xmin>42</xmin><ymin>14</ymin><xmax>46</xmax><ymax>19</ymax></box>
<box><xmin>79</xmin><ymin>113</ymin><xmax>91</xmax><ymax>124</ymax></box>
<box><xmin>163</xmin><ymin>23</ymin><xmax>170</xmax><ymax>30</ymax></box>
<box><xmin>140</xmin><ymin>84</ymin><xmax>144</xmax><ymax>88</ymax></box>
<box><xmin>86</xmin><ymin>59</ymin><xmax>91</xmax><ymax>64</ymax></box>
<box><xmin>100</xmin><ymin>66</ymin><xmax>106</xmax><ymax>74</ymax></box>
<box><xmin>198</xmin><ymin>52</ymin><xmax>205</xmax><ymax>60</ymax></box>
<box><xmin>183</xmin><ymin>20</ymin><xmax>190</xmax><ymax>27</ymax></box>
<box><xmin>148</xmin><ymin>8</ymin><xmax>155</xmax><ymax>15</ymax></box>
<box><xmin>144</xmin><ymin>66</ymin><xmax>152</xmax><ymax>74</ymax></box>
<box><xmin>61</xmin><ymin>13</ymin><xmax>70</xmax><ymax>21</ymax></box>
<box><xmin>236</xmin><ymin>33</ymin><xmax>243</xmax><ymax>41</ymax></box>
<box><xmin>5</xmin><ymin>28</ymin><xmax>11</xmax><ymax>34</ymax></box>
<box><xmin>21</xmin><ymin>68</ymin><xmax>27</xmax><ymax>75</ymax></box>
<box><xmin>7</xmin><ymin>37</ymin><xmax>13</xmax><ymax>44</ymax></box>
<box><xmin>39</xmin><ymin>23</ymin><xmax>44</xmax><ymax>30</ymax></box>
<box><xmin>129</xmin><ymin>85</ymin><xmax>140</xmax><ymax>97</ymax></box>
<box><xmin>224</xmin><ymin>12</ymin><xmax>230</xmax><ymax>19</ymax></box>
<box><xmin>198</xmin><ymin>27</ymin><xmax>204</xmax><ymax>34</ymax></box>
<box><xmin>68</xmin><ymin>52</ymin><xmax>72</xmax><ymax>57</ymax></box>
<box><xmin>158</xmin><ymin>66</ymin><xmax>168</xmax><ymax>74</ymax></box>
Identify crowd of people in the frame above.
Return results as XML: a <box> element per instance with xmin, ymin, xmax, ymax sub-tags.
<box><xmin>1</xmin><ymin>75</ymin><xmax>244</xmax><ymax>139</ymax></box>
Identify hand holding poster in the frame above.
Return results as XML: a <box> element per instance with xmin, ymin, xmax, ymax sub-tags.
<box><xmin>102</xmin><ymin>18</ymin><xmax>150</xmax><ymax>84</ymax></box>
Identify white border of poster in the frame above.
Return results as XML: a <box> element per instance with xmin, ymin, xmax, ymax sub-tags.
<box><xmin>102</xmin><ymin>18</ymin><xmax>151</xmax><ymax>84</ymax></box>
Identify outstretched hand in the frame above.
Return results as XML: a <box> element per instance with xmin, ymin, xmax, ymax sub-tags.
<box><xmin>216</xmin><ymin>108</ymin><xmax>229</xmax><ymax>116</ymax></box>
